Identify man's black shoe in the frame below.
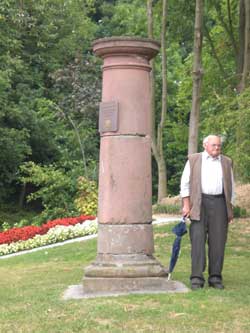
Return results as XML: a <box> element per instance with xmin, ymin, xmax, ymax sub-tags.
<box><xmin>209</xmin><ymin>282</ymin><xmax>224</xmax><ymax>289</ymax></box>
<box><xmin>191</xmin><ymin>284</ymin><xmax>203</xmax><ymax>290</ymax></box>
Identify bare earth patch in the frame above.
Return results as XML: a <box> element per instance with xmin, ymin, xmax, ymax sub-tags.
<box><xmin>159</xmin><ymin>196</ymin><xmax>181</xmax><ymax>206</ymax></box>
<box><xmin>234</xmin><ymin>183</ymin><xmax>250</xmax><ymax>212</ymax></box>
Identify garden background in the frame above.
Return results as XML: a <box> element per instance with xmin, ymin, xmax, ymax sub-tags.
<box><xmin>1</xmin><ymin>0</ymin><xmax>250</xmax><ymax>230</ymax></box>
<box><xmin>1</xmin><ymin>1</ymin><xmax>250</xmax><ymax>331</ymax></box>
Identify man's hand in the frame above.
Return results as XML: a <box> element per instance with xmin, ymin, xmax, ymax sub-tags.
<box><xmin>228</xmin><ymin>204</ymin><xmax>234</xmax><ymax>223</ymax></box>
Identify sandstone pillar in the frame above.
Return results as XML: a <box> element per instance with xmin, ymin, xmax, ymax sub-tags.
<box><xmin>81</xmin><ymin>37</ymin><xmax>185</xmax><ymax>296</ymax></box>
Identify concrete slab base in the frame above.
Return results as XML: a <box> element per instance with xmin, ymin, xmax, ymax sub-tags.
<box><xmin>63</xmin><ymin>279</ymin><xmax>189</xmax><ymax>300</ymax></box>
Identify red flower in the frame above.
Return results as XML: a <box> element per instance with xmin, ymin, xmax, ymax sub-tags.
<box><xmin>0</xmin><ymin>215</ymin><xmax>95</xmax><ymax>245</ymax></box>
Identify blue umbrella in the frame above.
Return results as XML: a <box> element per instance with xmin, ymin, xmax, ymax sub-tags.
<box><xmin>168</xmin><ymin>217</ymin><xmax>187</xmax><ymax>280</ymax></box>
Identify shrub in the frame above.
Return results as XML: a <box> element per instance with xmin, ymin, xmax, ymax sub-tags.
<box><xmin>233</xmin><ymin>205</ymin><xmax>247</xmax><ymax>218</ymax></box>
<box><xmin>74</xmin><ymin>176</ymin><xmax>98</xmax><ymax>216</ymax></box>
<box><xmin>19</xmin><ymin>162</ymin><xmax>79</xmax><ymax>223</ymax></box>
<box><xmin>1</xmin><ymin>222</ymin><xmax>11</xmax><ymax>231</ymax></box>
<box><xmin>153</xmin><ymin>204</ymin><xmax>248</xmax><ymax>218</ymax></box>
<box><xmin>153</xmin><ymin>204</ymin><xmax>181</xmax><ymax>215</ymax></box>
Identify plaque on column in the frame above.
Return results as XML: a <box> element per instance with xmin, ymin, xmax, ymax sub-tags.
<box><xmin>99</xmin><ymin>101</ymin><xmax>119</xmax><ymax>133</ymax></box>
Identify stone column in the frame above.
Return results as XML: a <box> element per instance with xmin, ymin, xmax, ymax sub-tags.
<box><xmin>82</xmin><ymin>37</ymin><xmax>185</xmax><ymax>296</ymax></box>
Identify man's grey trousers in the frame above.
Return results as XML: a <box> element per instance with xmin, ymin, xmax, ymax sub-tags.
<box><xmin>189</xmin><ymin>194</ymin><xmax>228</xmax><ymax>286</ymax></box>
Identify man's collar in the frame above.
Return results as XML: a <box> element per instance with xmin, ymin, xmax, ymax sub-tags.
<box><xmin>202</xmin><ymin>151</ymin><xmax>221</xmax><ymax>160</ymax></box>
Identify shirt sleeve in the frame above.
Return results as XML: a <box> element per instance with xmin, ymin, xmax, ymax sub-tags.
<box><xmin>180</xmin><ymin>160</ymin><xmax>190</xmax><ymax>198</ymax></box>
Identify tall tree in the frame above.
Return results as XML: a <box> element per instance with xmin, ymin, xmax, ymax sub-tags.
<box><xmin>238</xmin><ymin>0</ymin><xmax>246</xmax><ymax>75</ymax></box>
<box><xmin>147</xmin><ymin>0</ymin><xmax>168</xmax><ymax>202</ymax></box>
<box><xmin>238</xmin><ymin>0</ymin><xmax>250</xmax><ymax>92</ymax></box>
<box><xmin>188</xmin><ymin>0</ymin><xmax>203</xmax><ymax>154</ymax></box>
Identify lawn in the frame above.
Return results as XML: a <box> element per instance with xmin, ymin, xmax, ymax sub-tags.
<box><xmin>0</xmin><ymin>218</ymin><xmax>250</xmax><ymax>333</ymax></box>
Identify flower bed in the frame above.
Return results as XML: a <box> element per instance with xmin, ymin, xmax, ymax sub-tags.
<box><xmin>0</xmin><ymin>215</ymin><xmax>95</xmax><ymax>245</ymax></box>
<box><xmin>0</xmin><ymin>218</ymin><xmax>98</xmax><ymax>256</ymax></box>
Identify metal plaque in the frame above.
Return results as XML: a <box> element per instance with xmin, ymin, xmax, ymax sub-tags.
<box><xmin>99</xmin><ymin>101</ymin><xmax>119</xmax><ymax>133</ymax></box>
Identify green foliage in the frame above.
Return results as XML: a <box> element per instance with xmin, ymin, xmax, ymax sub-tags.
<box><xmin>0</xmin><ymin>219</ymin><xmax>30</xmax><ymax>232</ymax></box>
<box><xmin>51</xmin><ymin>55</ymin><xmax>101</xmax><ymax>177</ymax></box>
<box><xmin>234</xmin><ymin>90</ymin><xmax>250</xmax><ymax>182</ymax></box>
<box><xmin>0</xmin><ymin>0</ymin><xmax>99</xmax><ymax>204</ymax></box>
<box><xmin>200</xmin><ymin>88</ymin><xmax>250</xmax><ymax>183</ymax></box>
<box><xmin>160</xmin><ymin>44</ymin><xmax>190</xmax><ymax>194</ymax></box>
<box><xmin>97</xmin><ymin>0</ymin><xmax>148</xmax><ymax>38</ymax></box>
<box><xmin>1</xmin><ymin>222</ymin><xmax>11</xmax><ymax>232</ymax></box>
<box><xmin>74</xmin><ymin>177</ymin><xmax>98</xmax><ymax>216</ymax></box>
<box><xmin>19</xmin><ymin>162</ymin><xmax>79</xmax><ymax>224</ymax></box>
<box><xmin>18</xmin><ymin>160</ymin><xmax>98</xmax><ymax>224</ymax></box>
<box><xmin>0</xmin><ymin>0</ymin><xmax>250</xmax><ymax>212</ymax></box>
<box><xmin>0</xmin><ymin>128</ymin><xmax>31</xmax><ymax>199</ymax></box>
<box><xmin>0</xmin><ymin>204</ymin><xmax>36</xmax><ymax>231</ymax></box>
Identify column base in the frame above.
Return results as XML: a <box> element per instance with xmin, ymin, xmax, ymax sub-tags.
<box><xmin>82</xmin><ymin>276</ymin><xmax>188</xmax><ymax>296</ymax></box>
<box><xmin>84</xmin><ymin>253</ymin><xmax>168</xmax><ymax>278</ymax></box>
<box><xmin>62</xmin><ymin>254</ymin><xmax>189</xmax><ymax>299</ymax></box>
<box><xmin>71</xmin><ymin>253</ymin><xmax>189</xmax><ymax>298</ymax></box>
<box><xmin>63</xmin><ymin>279</ymin><xmax>189</xmax><ymax>299</ymax></box>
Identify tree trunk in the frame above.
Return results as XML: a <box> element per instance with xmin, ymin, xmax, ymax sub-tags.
<box><xmin>18</xmin><ymin>183</ymin><xmax>26</xmax><ymax>208</ymax></box>
<box><xmin>188</xmin><ymin>0</ymin><xmax>203</xmax><ymax>154</ymax></box>
<box><xmin>147</xmin><ymin>0</ymin><xmax>156</xmax><ymax>141</ymax></box>
<box><xmin>157</xmin><ymin>156</ymin><xmax>167</xmax><ymax>202</ymax></box>
<box><xmin>147</xmin><ymin>0</ymin><xmax>168</xmax><ymax>203</ymax></box>
<box><xmin>238</xmin><ymin>0</ymin><xmax>250</xmax><ymax>92</ymax></box>
<box><xmin>157</xmin><ymin>0</ymin><xmax>168</xmax><ymax>202</ymax></box>
<box><xmin>237</xmin><ymin>0</ymin><xmax>245</xmax><ymax>75</ymax></box>
<box><xmin>227</xmin><ymin>0</ymin><xmax>238</xmax><ymax>59</ymax></box>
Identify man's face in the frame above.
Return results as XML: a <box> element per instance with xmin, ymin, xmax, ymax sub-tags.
<box><xmin>203</xmin><ymin>136</ymin><xmax>222</xmax><ymax>157</ymax></box>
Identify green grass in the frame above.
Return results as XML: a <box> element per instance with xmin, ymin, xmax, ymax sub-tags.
<box><xmin>1</xmin><ymin>219</ymin><xmax>250</xmax><ymax>333</ymax></box>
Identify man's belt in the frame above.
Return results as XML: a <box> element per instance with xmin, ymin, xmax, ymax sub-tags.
<box><xmin>202</xmin><ymin>193</ymin><xmax>224</xmax><ymax>198</ymax></box>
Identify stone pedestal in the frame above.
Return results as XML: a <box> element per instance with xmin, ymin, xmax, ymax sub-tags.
<box><xmin>80</xmin><ymin>37</ymin><xmax>187</xmax><ymax>297</ymax></box>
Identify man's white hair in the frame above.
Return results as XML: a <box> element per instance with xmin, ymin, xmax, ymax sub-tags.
<box><xmin>203</xmin><ymin>135</ymin><xmax>222</xmax><ymax>145</ymax></box>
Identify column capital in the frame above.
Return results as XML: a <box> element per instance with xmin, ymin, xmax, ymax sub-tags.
<box><xmin>92</xmin><ymin>36</ymin><xmax>160</xmax><ymax>60</ymax></box>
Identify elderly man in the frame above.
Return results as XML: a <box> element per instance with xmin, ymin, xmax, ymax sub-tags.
<box><xmin>180</xmin><ymin>135</ymin><xmax>234</xmax><ymax>290</ymax></box>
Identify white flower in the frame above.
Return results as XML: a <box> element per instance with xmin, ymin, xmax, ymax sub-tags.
<box><xmin>0</xmin><ymin>219</ymin><xmax>98</xmax><ymax>256</ymax></box>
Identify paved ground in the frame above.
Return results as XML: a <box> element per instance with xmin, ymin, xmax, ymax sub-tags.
<box><xmin>0</xmin><ymin>215</ymin><xmax>180</xmax><ymax>259</ymax></box>
<box><xmin>152</xmin><ymin>214</ymin><xmax>180</xmax><ymax>225</ymax></box>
